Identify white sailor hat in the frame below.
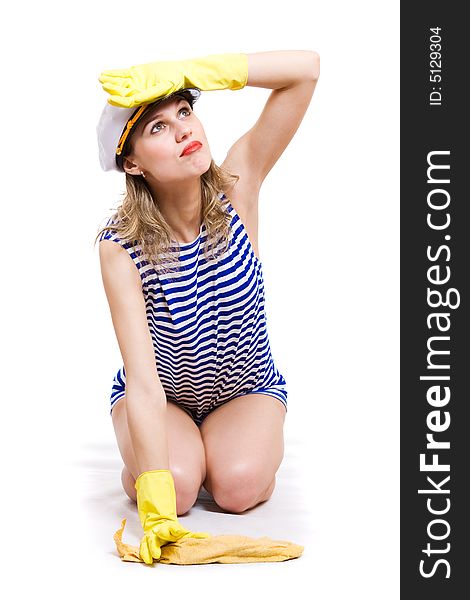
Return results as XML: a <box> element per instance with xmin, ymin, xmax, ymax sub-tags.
<box><xmin>96</xmin><ymin>88</ymin><xmax>201</xmax><ymax>172</ymax></box>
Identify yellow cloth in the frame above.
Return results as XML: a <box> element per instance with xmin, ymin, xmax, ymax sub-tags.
<box><xmin>114</xmin><ymin>519</ymin><xmax>304</xmax><ymax>565</ymax></box>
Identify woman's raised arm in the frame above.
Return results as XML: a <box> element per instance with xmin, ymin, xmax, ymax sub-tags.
<box><xmin>224</xmin><ymin>50</ymin><xmax>320</xmax><ymax>186</ymax></box>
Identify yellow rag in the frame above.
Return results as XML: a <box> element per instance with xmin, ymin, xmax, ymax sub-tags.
<box><xmin>114</xmin><ymin>519</ymin><xmax>304</xmax><ymax>565</ymax></box>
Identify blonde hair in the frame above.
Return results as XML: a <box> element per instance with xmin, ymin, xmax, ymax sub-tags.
<box><xmin>94</xmin><ymin>160</ymin><xmax>239</xmax><ymax>276</ymax></box>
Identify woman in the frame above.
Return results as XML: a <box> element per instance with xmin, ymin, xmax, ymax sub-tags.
<box><xmin>95</xmin><ymin>50</ymin><xmax>320</xmax><ymax>564</ymax></box>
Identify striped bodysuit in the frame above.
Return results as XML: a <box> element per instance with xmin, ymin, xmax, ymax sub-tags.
<box><xmin>98</xmin><ymin>192</ymin><xmax>287</xmax><ymax>426</ymax></box>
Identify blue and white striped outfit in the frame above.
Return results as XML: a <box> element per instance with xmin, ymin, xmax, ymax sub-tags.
<box><xmin>98</xmin><ymin>192</ymin><xmax>287</xmax><ymax>425</ymax></box>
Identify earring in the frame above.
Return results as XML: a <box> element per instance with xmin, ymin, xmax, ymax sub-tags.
<box><xmin>140</xmin><ymin>170</ymin><xmax>146</xmax><ymax>179</ymax></box>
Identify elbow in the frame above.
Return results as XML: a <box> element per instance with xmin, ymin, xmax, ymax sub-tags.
<box><xmin>308</xmin><ymin>51</ymin><xmax>320</xmax><ymax>81</ymax></box>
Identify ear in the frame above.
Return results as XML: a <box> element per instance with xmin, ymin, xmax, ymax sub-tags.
<box><xmin>122</xmin><ymin>154</ymin><xmax>142</xmax><ymax>176</ymax></box>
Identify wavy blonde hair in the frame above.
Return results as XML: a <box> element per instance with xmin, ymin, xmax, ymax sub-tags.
<box><xmin>94</xmin><ymin>159</ymin><xmax>239</xmax><ymax>276</ymax></box>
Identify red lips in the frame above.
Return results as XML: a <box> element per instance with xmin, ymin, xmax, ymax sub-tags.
<box><xmin>181</xmin><ymin>141</ymin><xmax>202</xmax><ymax>156</ymax></box>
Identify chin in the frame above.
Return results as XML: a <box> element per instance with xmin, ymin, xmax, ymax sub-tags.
<box><xmin>191</xmin><ymin>153</ymin><xmax>213</xmax><ymax>176</ymax></box>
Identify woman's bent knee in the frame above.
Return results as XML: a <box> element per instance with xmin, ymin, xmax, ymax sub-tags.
<box><xmin>209</xmin><ymin>465</ymin><xmax>277</xmax><ymax>514</ymax></box>
<box><xmin>121</xmin><ymin>466</ymin><xmax>201</xmax><ymax>515</ymax></box>
<box><xmin>121</xmin><ymin>466</ymin><xmax>137</xmax><ymax>502</ymax></box>
<box><xmin>172</xmin><ymin>468</ymin><xmax>202</xmax><ymax>515</ymax></box>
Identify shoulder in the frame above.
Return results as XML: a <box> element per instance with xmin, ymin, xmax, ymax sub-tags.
<box><xmin>97</xmin><ymin>214</ymin><xmax>120</xmax><ymax>242</ymax></box>
<box><xmin>97</xmin><ymin>215</ymin><xmax>136</xmax><ymax>259</ymax></box>
<box><xmin>99</xmin><ymin>238</ymin><xmax>143</xmax><ymax>308</ymax></box>
<box><xmin>98</xmin><ymin>217</ymin><xmax>141</xmax><ymax>288</ymax></box>
<box><xmin>219</xmin><ymin>157</ymin><xmax>261</xmax><ymax>258</ymax></box>
<box><xmin>220</xmin><ymin>152</ymin><xmax>261</xmax><ymax>216</ymax></box>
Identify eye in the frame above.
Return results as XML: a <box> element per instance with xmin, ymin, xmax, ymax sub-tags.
<box><xmin>150</xmin><ymin>106</ymin><xmax>192</xmax><ymax>134</ymax></box>
<box><xmin>150</xmin><ymin>121</ymin><xmax>164</xmax><ymax>134</ymax></box>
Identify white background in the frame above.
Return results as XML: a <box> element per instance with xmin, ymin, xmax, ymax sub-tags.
<box><xmin>1</xmin><ymin>0</ymin><xmax>399</xmax><ymax>597</ymax></box>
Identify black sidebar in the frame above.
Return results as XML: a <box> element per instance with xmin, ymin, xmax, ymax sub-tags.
<box><xmin>401</xmin><ymin>2</ymin><xmax>469</xmax><ymax>598</ymax></box>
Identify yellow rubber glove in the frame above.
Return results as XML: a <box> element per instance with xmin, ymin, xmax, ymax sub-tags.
<box><xmin>99</xmin><ymin>53</ymin><xmax>248</xmax><ymax>108</ymax></box>
<box><xmin>135</xmin><ymin>469</ymin><xmax>211</xmax><ymax>565</ymax></box>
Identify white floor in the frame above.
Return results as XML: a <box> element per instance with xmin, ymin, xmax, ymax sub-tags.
<box><xmin>3</xmin><ymin>390</ymin><xmax>398</xmax><ymax>600</ymax></box>
<box><xmin>67</xmin><ymin>418</ymin><xmax>398</xmax><ymax>600</ymax></box>
<box><xmin>2</xmin><ymin>399</ymin><xmax>399</xmax><ymax>600</ymax></box>
<box><xmin>77</xmin><ymin>428</ymin><xmax>315</xmax><ymax>585</ymax></box>
<box><xmin>82</xmin><ymin>437</ymin><xmax>312</xmax><ymax>540</ymax></box>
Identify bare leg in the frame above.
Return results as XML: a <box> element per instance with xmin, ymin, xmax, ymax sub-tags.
<box><xmin>111</xmin><ymin>398</ymin><xmax>206</xmax><ymax>515</ymax></box>
<box><xmin>200</xmin><ymin>394</ymin><xmax>286</xmax><ymax>513</ymax></box>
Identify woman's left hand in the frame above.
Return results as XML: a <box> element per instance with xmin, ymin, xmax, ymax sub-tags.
<box><xmin>99</xmin><ymin>60</ymin><xmax>183</xmax><ymax>108</ymax></box>
<box><xmin>99</xmin><ymin>54</ymin><xmax>248</xmax><ymax>108</ymax></box>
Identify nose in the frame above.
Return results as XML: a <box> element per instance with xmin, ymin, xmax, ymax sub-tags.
<box><xmin>176</xmin><ymin>123</ymin><xmax>192</xmax><ymax>143</ymax></box>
